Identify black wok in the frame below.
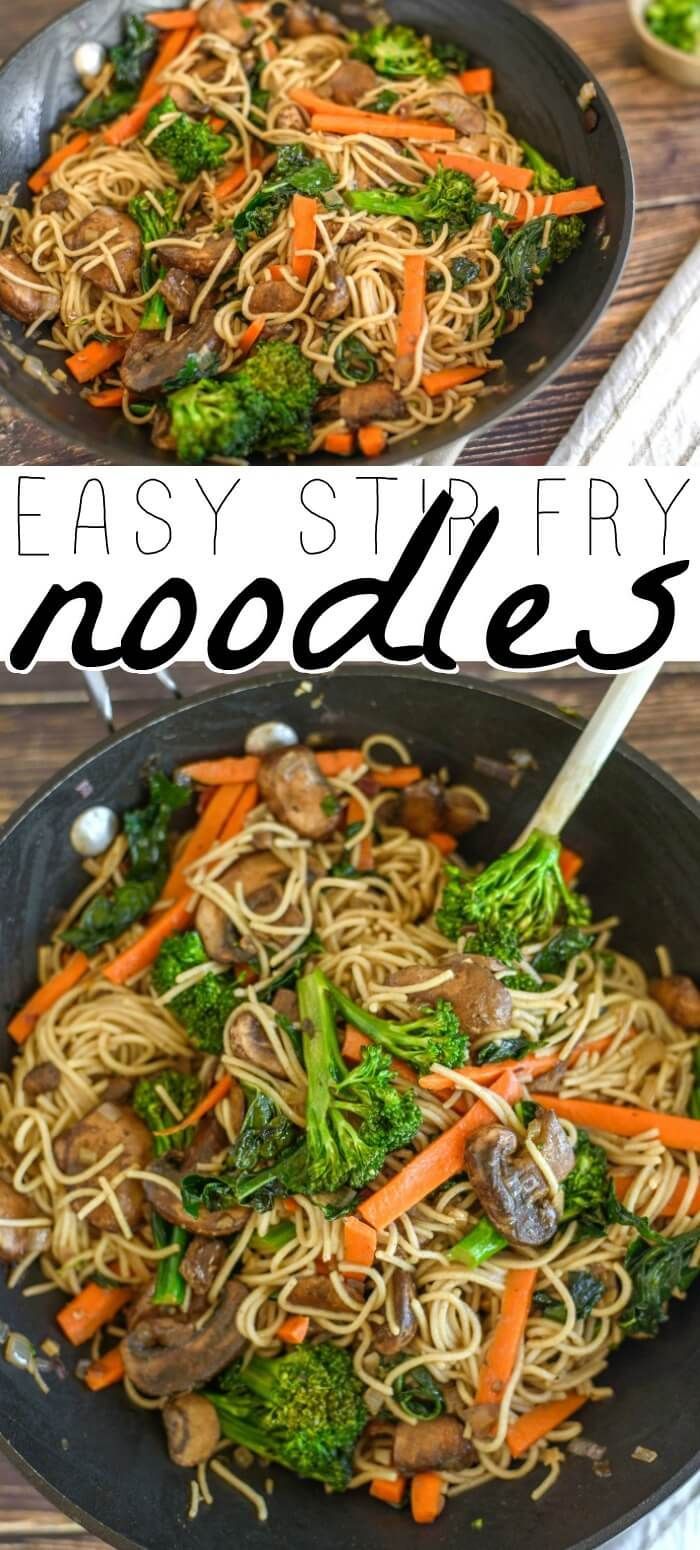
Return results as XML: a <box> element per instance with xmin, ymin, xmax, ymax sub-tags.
<box><xmin>0</xmin><ymin>0</ymin><xmax>634</xmax><ymax>464</ymax></box>
<box><xmin>0</xmin><ymin>668</ymin><xmax>698</xmax><ymax>1550</ymax></box>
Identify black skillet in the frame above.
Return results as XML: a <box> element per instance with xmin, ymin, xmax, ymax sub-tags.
<box><xmin>0</xmin><ymin>668</ymin><xmax>698</xmax><ymax>1550</ymax></box>
<box><xmin>0</xmin><ymin>0</ymin><xmax>634</xmax><ymax>464</ymax></box>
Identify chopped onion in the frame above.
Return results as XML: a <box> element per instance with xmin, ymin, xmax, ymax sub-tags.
<box><xmin>632</xmin><ymin>1446</ymin><xmax>658</xmax><ymax>1464</ymax></box>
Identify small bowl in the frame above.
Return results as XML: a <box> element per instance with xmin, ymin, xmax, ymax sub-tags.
<box><xmin>628</xmin><ymin>0</ymin><xmax>700</xmax><ymax>88</ymax></box>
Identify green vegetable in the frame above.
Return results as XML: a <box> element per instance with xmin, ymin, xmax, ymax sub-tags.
<box><xmin>349</xmin><ymin>24</ymin><xmax>444</xmax><ymax>80</ymax></box>
<box><xmin>533</xmin><ymin>1269</ymin><xmax>604</xmax><ymax>1323</ymax></box>
<box><xmin>464</xmin><ymin>922</ymin><xmax>522</xmax><ymax>965</ymax></box>
<box><xmin>152</xmin><ymin>930</ymin><xmax>245</xmax><ymax>1053</ymax></box>
<box><xmin>335</xmin><ymin>335</ymin><xmax>378</xmax><ymax>384</ymax></box>
<box><xmin>448</xmin><ymin>1216</ymin><xmax>507</xmax><ymax>1267</ymax></box>
<box><xmin>371</xmin><ymin>88</ymin><xmax>400</xmax><ymax>114</ymax></box>
<box><xmin>475</xmin><ymin>1035</ymin><xmax>536</xmax><ymax>1065</ymax></box>
<box><xmin>561</xmin><ymin>1129</ymin><xmax>611</xmax><ymax>1228</ymax></box>
<box><xmin>432</xmin><ymin>38</ymin><xmax>469</xmax><ymax>73</ymax></box>
<box><xmin>208</xmin><ymin>1343</ymin><xmax>367</xmax><ymax>1491</ymax></box>
<box><xmin>62</xmin><ymin>772</ymin><xmax>191</xmax><ymax>954</ymax></box>
<box><xmin>645</xmin><ymin>0</ymin><xmax>700</xmax><ymax>53</ymax></box>
<box><xmin>257</xmin><ymin>933</ymin><xmax>322</xmax><ymax>1003</ymax></box>
<box><xmin>233</xmin><ymin>142</ymin><xmax>335</xmax><ymax>249</ymax></box>
<box><xmin>621</xmin><ymin>1219</ymin><xmax>700</xmax><ymax>1337</ymax></box>
<box><xmin>532</xmin><ymin>927</ymin><xmax>596</xmax><ymax>977</ymax></box>
<box><xmin>73</xmin><ymin>87</ymin><xmax>139</xmax><ymax>129</ymax></box>
<box><xmin>144</xmin><ymin>96</ymin><xmax>229</xmax><ymax>182</ymax></box>
<box><xmin>128</xmin><ymin>188</ymin><xmax>180</xmax><ymax>331</ymax></box>
<box><xmin>151</xmin><ymin>1214</ymin><xmax>188</xmax><ymax>1307</ymax></box>
<box><xmin>325</xmin><ymin>974</ymin><xmax>467</xmax><ymax>1074</ymax></box>
<box><xmin>133</xmin><ymin>1068</ymin><xmax>200</xmax><ymax>1156</ymax></box>
<box><xmin>426</xmin><ymin>256</ymin><xmax>480</xmax><ymax>293</ymax></box>
<box><xmin>436</xmin><ymin>829</ymin><xmax>591</xmax><ymax>947</ymax></box>
<box><xmin>182</xmin><ymin>1091</ymin><xmax>305</xmax><ymax>1215</ymax></box>
<box><xmin>519</xmin><ymin>140</ymin><xmax>575</xmax><ymax>194</ymax></box>
<box><xmin>689</xmin><ymin>1045</ymin><xmax>700</xmax><ymax>1120</ymax></box>
<box><xmin>493</xmin><ymin>216</ymin><xmax>585</xmax><ymax>315</ymax></box>
<box><xmin>389</xmin><ymin>1362</ymin><xmax>444</xmax><ymax>1419</ymax></box>
<box><xmin>167</xmin><ymin>340</ymin><xmax>320</xmax><ymax>462</ymax></box>
<box><xmin>72</xmin><ymin>14</ymin><xmax>157</xmax><ymax>128</ymax></box>
<box><xmin>347</xmin><ymin>166</ymin><xmax>494</xmax><ymax>242</ymax></box>
<box><xmin>250</xmin><ymin>1220</ymin><xmax>297</xmax><ymax>1253</ymax></box>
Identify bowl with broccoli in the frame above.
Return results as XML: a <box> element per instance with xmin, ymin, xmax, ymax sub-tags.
<box><xmin>629</xmin><ymin>0</ymin><xmax>700</xmax><ymax>86</ymax></box>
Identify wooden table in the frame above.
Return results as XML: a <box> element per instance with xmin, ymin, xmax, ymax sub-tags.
<box><xmin>0</xmin><ymin>660</ymin><xmax>699</xmax><ymax>1547</ymax></box>
<box><xmin>1</xmin><ymin>0</ymin><xmax>699</xmax><ymax>465</ymax></box>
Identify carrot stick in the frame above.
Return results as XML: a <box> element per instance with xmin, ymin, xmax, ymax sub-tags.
<box><xmin>146</xmin><ymin>10</ymin><xmax>198</xmax><ymax>27</ymax></box>
<box><xmin>397</xmin><ymin>256</ymin><xmax>426</xmax><ymax>385</ymax></box>
<box><xmin>66</xmin><ymin>339</ymin><xmax>127</xmax><ymax>384</ymax></box>
<box><xmin>290</xmin><ymin>193</ymin><xmax>317</xmax><ymax>284</ymax></box>
<box><xmin>237</xmin><ymin>316</ymin><xmax>266</xmax><ymax>357</ymax></box>
<box><xmin>358</xmin><ymin>424</ymin><xmax>387</xmax><ymax>457</ymax></box>
<box><xmin>103</xmin><ymin>897</ymin><xmax>194</xmax><ymax>986</ymax></box>
<box><xmin>87</xmin><ymin>387</ymin><xmax>125</xmax><ymax>409</ymax></box>
<box><xmin>358</xmin><ymin>1070</ymin><xmax>522</xmax><ymax>1231</ymax></box>
<box><xmin>411</xmin><ymin>1473</ymin><xmax>445</xmax><ymax>1524</ymax></box>
<box><xmin>475</xmin><ymin>1266</ymin><xmax>537</xmax><ymax>1411</ymax></box>
<box><xmin>357</xmin><ymin>835</ymin><xmax>374</xmax><ymax>871</ymax></box>
<box><xmin>420</xmin><ymin>147</ymin><xmax>532</xmax><ymax>192</ymax></box>
<box><xmin>213</xmin><ymin>163</ymin><xmax>254</xmax><ymax>200</ymax></box>
<box><xmin>568</xmin><ymin>1031</ymin><xmax>624</xmax><ymax>1066</ymax></box>
<box><xmin>531</xmin><ymin>1093</ymin><xmax>700</xmax><ymax>1153</ymax></box>
<box><xmin>139</xmin><ymin>27</ymin><xmax>192</xmax><ymax>101</ymax></box>
<box><xmin>613</xmin><ymin>1171</ymin><xmax>700</xmax><ymax>1218</ymax></box>
<box><xmin>260</xmin><ymin>38</ymin><xmax>278</xmax><ymax>61</ymax></box>
<box><xmin>507</xmin><ymin>1394</ymin><xmax>587</xmax><ymax>1458</ymax></box>
<box><xmin>342</xmin><ymin>1025</ymin><xmax>417</xmax><ymax>1085</ymax></box>
<box><xmin>28</xmin><ymin>133</ymin><xmax>91</xmax><ymax>194</ymax></box>
<box><xmin>178</xmin><ymin>756</ymin><xmax>260</xmax><ymax>785</ymax></box>
<box><xmin>560</xmin><ymin>846</ymin><xmax>583</xmax><ymax>885</ymax></box>
<box><xmin>268</xmin><ymin>263</ymin><xmax>284</xmax><ymax>281</ymax></box>
<box><xmin>370</xmin><ymin>1476</ymin><xmax>406</xmax><ymax>1506</ymax></box>
<box><xmin>421</xmin><ymin>364</ymin><xmax>491</xmax><ymax>397</ymax></box>
<box><xmin>161</xmin><ymin>782</ymin><xmax>243</xmax><ymax>901</ymax></box>
<box><xmin>427</xmin><ymin>831</ymin><xmax>457</xmax><ymax>855</ymax></box>
<box><xmin>57</xmin><ymin>1283</ymin><xmax>131</xmax><ymax>1347</ymax></box>
<box><xmin>310</xmin><ymin>112</ymin><xmax>456</xmax><ymax>144</ymax></box>
<box><xmin>372</xmin><ymin>764</ymin><xmax>423</xmax><ymax>788</ymax></box>
<box><xmin>219</xmin><ymin>781</ymin><xmax>259</xmax><ymax>842</ymax></box>
<box><xmin>290</xmin><ymin>86</ymin><xmax>341</xmax><ymax>116</ymax></box>
<box><xmin>342</xmin><ymin>1215</ymin><xmax>377</xmax><ymax>1278</ymax></box>
<box><xmin>315</xmin><ymin>749</ymin><xmax>364</xmax><ymax>775</ymax></box>
<box><xmin>419</xmin><ymin>1051</ymin><xmax>559</xmax><ymax>1094</ymax></box>
<box><xmin>84</xmin><ymin>1346</ymin><xmax>126</xmax><ymax>1391</ymax></box>
<box><xmin>512</xmin><ymin>186</ymin><xmax>605</xmax><ymax>222</ymax></box>
<box><xmin>156</xmin><ymin>1073</ymin><xmax>232</xmax><ymax>1137</ymax></box>
<box><xmin>208</xmin><ymin>114</ymin><xmax>227</xmax><ymax>132</ymax></box>
<box><xmin>460</xmin><ymin>68</ymin><xmax>493</xmax><ymax>94</ymax></box>
<box><xmin>323</xmin><ymin>430</ymin><xmax>355</xmax><ymax>456</ymax></box>
<box><xmin>277</xmin><ymin>1314</ymin><xmax>309</xmax><ymax>1345</ymax></box>
<box><xmin>103</xmin><ymin>92</ymin><xmax>165</xmax><ymax>146</ymax></box>
<box><xmin>8</xmin><ymin>952</ymin><xmax>90</xmax><ymax>1044</ymax></box>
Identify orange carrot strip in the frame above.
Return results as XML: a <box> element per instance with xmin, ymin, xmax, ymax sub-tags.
<box><xmin>475</xmin><ymin>1266</ymin><xmax>537</xmax><ymax>1410</ymax></box>
<box><xmin>103</xmin><ymin>898</ymin><xmax>194</xmax><ymax>986</ymax></box>
<box><xmin>512</xmin><ymin>186</ymin><xmax>605</xmax><ymax>221</ymax></box>
<box><xmin>358</xmin><ymin>1070</ymin><xmax>522</xmax><ymax>1231</ymax></box>
<box><xmin>316</xmin><ymin>749</ymin><xmax>364</xmax><ymax>776</ymax></box>
<box><xmin>427</xmin><ymin>831</ymin><xmax>458</xmax><ymax>855</ymax></box>
<box><xmin>66</xmin><ymin>340</ymin><xmax>126</xmax><ymax>384</ymax></box>
<box><xmin>146</xmin><ymin>10</ymin><xmax>198</xmax><ymax>28</ymax></box>
<box><xmin>290</xmin><ymin>192</ymin><xmax>317</xmax><ymax>284</ymax></box>
<box><xmin>568</xmin><ymin>1031</ymin><xmax>624</xmax><ymax>1066</ymax></box>
<box><xmin>277</xmin><ymin>1314</ymin><xmax>309</xmax><ymax>1345</ymax></box>
<box><xmin>208</xmin><ymin>114</ymin><xmax>227</xmax><ymax>132</ymax></box>
<box><xmin>290</xmin><ymin>86</ymin><xmax>342</xmax><ymax>115</ymax></box>
<box><xmin>87</xmin><ymin>387</ymin><xmax>124</xmax><ymax>409</ymax></box>
<box><xmin>411</xmin><ymin>1473</ymin><xmax>445</xmax><ymax>1524</ymax></box>
<box><xmin>213</xmin><ymin>164</ymin><xmax>250</xmax><ymax>200</ymax></box>
<box><xmin>139</xmin><ymin>27</ymin><xmax>192</xmax><ymax>101</ymax></box>
<box><xmin>178</xmin><ymin>756</ymin><xmax>260</xmax><ymax>785</ymax></box>
<box><xmin>342</xmin><ymin>1215</ymin><xmax>377</xmax><ymax>1278</ymax></box>
<box><xmin>420</xmin><ymin>147</ymin><xmax>532</xmax><ymax>192</ymax></box>
<box><xmin>507</xmin><ymin>1394</ymin><xmax>587</xmax><ymax>1458</ymax></box>
<box><xmin>358</xmin><ymin>424</ymin><xmax>387</xmax><ymax>457</ymax></box>
<box><xmin>530</xmin><ymin>1092</ymin><xmax>700</xmax><ymax>1153</ymax></box>
<box><xmin>324</xmin><ymin>430</ymin><xmax>355</xmax><ymax>457</ymax></box>
<box><xmin>261</xmin><ymin>38</ymin><xmax>278</xmax><ymax>61</ymax></box>
<box><xmin>268</xmin><ymin>263</ymin><xmax>284</xmax><ymax>280</ymax></box>
<box><xmin>236</xmin><ymin>316</ymin><xmax>266</xmax><ymax>357</ymax></box>
<box><xmin>310</xmin><ymin>112</ymin><xmax>456</xmax><ymax>143</ymax></box>
<box><xmin>103</xmin><ymin>93</ymin><xmax>164</xmax><ymax>146</ymax></box>
<box><xmin>8</xmin><ymin>952</ymin><xmax>90</xmax><ymax>1044</ymax></box>
<box><xmin>370</xmin><ymin>1476</ymin><xmax>406</xmax><ymax>1507</ymax></box>
<box><xmin>420</xmin><ymin>1051</ymin><xmax>559</xmax><ymax>1095</ymax></box>
<box><xmin>421</xmin><ymin>364</ymin><xmax>491</xmax><ymax>397</ymax></box>
<box><xmin>84</xmin><ymin>1346</ymin><xmax>126</xmax><ymax>1391</ymax></box>
<box><xmin>156</xmin><ymin>1073</ymin><xmax>232</xmax><ymax>1137</ymax></box>
<box><xmin>219</xmin><ymin>781</ymin><xmax>259</xmax><ymax>842</ymax></box>
<box><xmin>357</xmin><ymin>835</ymin><xmax>374</xmax><ymax>871</ymax></box>
<box><xmin>57</xmin><ymin>1283</ymin><xmax>131</xmax><ymax>1347</ymax></box>
<box><xmin>613</xmin><ymin>1171</ymin><xmax>700</xmax><ymax>1218</ymax></box>
<box><xmin>161</xmin><ymin>782</ymin><xmax>243</xmax><ymax>901</ymax></box>
<box><xmin>28</xmin><ymin>133</ymin><xmax>91</xmax><ymax>194</ymax></box>
<box><xmin>560</xmin><ymin>846</ymin><xmax>583</xmax><ymax>885</ymax></box>
<box><xmin>342</xmin><ymin>1025</ymin><xmax>417</xmax><ymax>1086</ymax></box>
<box><xmin>460</xmin><ymin>67</ymin><xmax>493</xmax><ymax>94</ymax></box>
<box><xmin>372</xmin><ymin>764</ymin><xmax>423</xmax><ymax>788</ymax></box>
<box><xmin>397</xmin><ymin>255</ymin><xmax>426</xmax><ymax>382</ymax></box>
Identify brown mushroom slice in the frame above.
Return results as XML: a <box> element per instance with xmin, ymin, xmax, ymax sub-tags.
<box><xmin>259</xmin><ymin>745</ymin><xmax>338</xmax><ymax>841</ymax></box>
<box><xmin>40</xmin><ymin>189</ymin><xmax>70</xmax><ymax>215</ymax></box>
<box><xmin>180</xmin><ymin>1111</ymin><xmax>232</xmax><ymax>1170</ymax></box>
<box><xmin>249</xmin><ymin>279</ymin><xmax>300</xmax><ymax>315</ymax></box>
<box><xmin>122</xmin><ymin>1279</ymin><xmax>247</xmax><ymax>1396</ymax></box>
<box><xmin>276</xmin><ymin>103</ymin><xmax>309</xmax><ymax>132</ymax></box>
<box><xmin>64</xmin><ymin>206</ymin><xmax>142</xmax><ymax>294</ymax></box>
<box><xmin>527</xmin><ymin>1106</ymin><xmax>575</xmax><ymax>1182</ymax></box>
<box><xmin>649</xmin><ymin>973</ymin><xmax>700</xmax><ymax>1030</ymax></box>
<box><xmin>287</xmin><ymin>1275</ymin><xmax>361</xmax><ymax>1313</ymax></box>
<box><xmin>22</xmin><ymin>1061</ymin><xmax>61</xmax><ymax>1099</ymax></box>
<box><xmin>425</xmin><ymin>92</ymin><xmax>487</xmax><ymax>137</ymax></box>
<box><xmin>163</xmin><ymin>1392</ymin><xmax>221</xmax><ymax>1466</ymax></box>
<box><xmin>229</xmin><ymin>1010</ymin><xmax>285</xmax><ymax>1077</ymax></box>
<box><xmin>161</xmin><ymin>266</ymin><xmax>199</xmax><ymax>319</ymax></box>
<box><xmin>53</xmin><ymin>1101</ymin><xmax>152</xmax><ymax>1233</ymax></box>
<box><xmin>393</xmin><ymin>1416</ymin><xmax>476</xmax><ymax>1474</ymax></box>
<box><xmin>195</xmin><ymin>849</ymin><xmax>289</xmax><ymax>964</ymax></box>
<box><xmin>388</xmin><ymin>954</ymin><xmax>512</xmax><ymax>1037</ymax></box>
<box><xmin>143</xmin><ymin>1157</ymin><xmax>248</xmax><ymax>1237</ymax></box>
<box><xmin>338</xmin><ymin>381</ymin><xmax>404</xmax><ymax>427</ymax></box>
<box><xmin>443</xmin><ymin>786</ymin><xmax>485</xmax><ymax>836</ymax></box>
<box><xmin>464</xmin><ymin>1124</ymin><xmax>559</xmax><ymax>1248</ymax></box>
<box><xmin>373</xmin><ymin>1269</ymin><xmax>417</xmax><ymax>1355</ymax></box>
<box><xmin>0</xmin><ymin>1177</ymin><xmax>50</xmax><ymax>1263</ymax></box>
<box><xmin>157</xmin><ymin>231</ymin><xmax>238</xmax><ymax>278</ymax></box>
<box><xmin>328</xmin><ymin>60</ymin><xmax>377</xmax><ymax>106</ymax></box>
<box><xmin>0</xmin><ymin>250</ymin><xmax>59</xmax><ymax>324</ymax></box>
<box><xmin>326</xmin><ymin>219</ymin><xmax>363</xmax><ymax>247</ymax></box>
<box><xmin>199</xmin><ymin>0</ymin><xmax>249</xmax><ymax>46</ymax></box>
<box><xmin>283</xmin><ymin>1</ymin><xmax>321</xmax><ymax>36</ymax></box>
<box><xmin>316</xmin><ymin>261</ymin><xmax>350</xmax><ymax>322</ymax></box>
<box><xmin>180</xmin><ymin>1236</ymin><xmax>228</xmax><ymax>1296</ymax></box>
<box><xmin>271</xmin><ymin>987</ymin><xmax>299</xmax><ymax>1021</ymax></box>
<box><xmin>386</xmin><ymin>776</ymin><xmax>445</xmax><ymax>837</ymax></box>
<box><xmin>119</xmin><ymin>311</ymin><xmax>223</xmax><ymax>398</ymax></box>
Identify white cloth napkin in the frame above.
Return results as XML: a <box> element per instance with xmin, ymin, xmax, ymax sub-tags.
<box><xmin>605</xmin><ymin>1472</ymin><xmax>700</xmax><ymax>1550</ymax></box>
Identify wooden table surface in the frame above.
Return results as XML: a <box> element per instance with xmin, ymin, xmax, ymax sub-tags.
<box><xmin>0</xmin><ymin>659</ymin><xmax>699</xmax><ymax>1547</ymax></box>
<box><xmin>1</xmin><ymin>0</ymin><xmax>699</xmax><ymax>465</ymax></box>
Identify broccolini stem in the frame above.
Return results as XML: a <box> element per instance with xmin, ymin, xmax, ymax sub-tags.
<box><xmin>324</xmin><ymin>978</ymin><xmax>392</xmax><ymax>1046</ymax></box>
<box><xmin>151</xmin><ymin>1214</ymin><xmax>188</xmax><ymax>1306</ymax></box>
<box><xmin>298</xmin><ymin>968</ymin><xmax>346</xmax><ymax>1092</ymax></box>
<box><xmin>447</xmin><ymin>1217</ymin><xmax>508</xmax><ymax>1268</ymax></box>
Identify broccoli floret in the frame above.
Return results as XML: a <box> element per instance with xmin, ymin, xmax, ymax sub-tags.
<box><xmin>152</xmin><ymin>930</ymin><xmax>242</xmax><ymax>1052</ymax></box>
<box><xmin>145</xmin><ymin>96</ymin><xmax>229</xmax><ymax>182</ymax></box>
<box><xmin>431</xmin><ymin>38</ymin><xmax>469</xmax><ymax>74</ymax></box>
<box><xmin>645</xmin><ymin>0</ymin><xmax>700</xmax><ymax>55</ymax></box>
<box><xmin>519</xmin><ymin>140</ymin><xmax>575</xmax><ymax>194</ymax></box>
<box><xmin>128</xmin><ymin>188</ymin><xmax>180</xmax><ymax>331</ymax></box>
<box><xmin>167</xmin><ymin>341</ymin><xmax>320</xmax><ymax>463</ymax></box>
<box><xmin>233</xmin><ymin>142</ymin><xmax>335</xmax><ymax>249</ymax></box>
<box><xmin>208</xmin><ymin>1343</ymin><xmax>367</xmax><ymax>1491</ymax></box>
<box><xmin>325</xmin><ymin>975</ymin><xmax>466</xmax><ymax>1074</ymax></box>
<box><xmin>133</xmin><ymin>1069</ymin><xmax>200</xmax><ymax>1156</ymax></box>
<box><xmin>547</xmin><ymin>214</ymin><xmax>585</xmax><ymax>264</ymax></box>
<box><xmin>298</xmin><ymin>969</ymin><xmax>422</xmax><ymax>1193</ymax></box>
<box><xmin>347</xmin><ymin>165</ymin><xmax>492</xmax><ymax>241</ymax></box>
<box><xmin>349</xmin><ymin>24</ymin><xmax>444</xmax><ymax>80</ymax></box>
<box><xmin>561</xmin><ymin>1129</ymin><xmax>610</xmax><ymax>1225</ymax></box>
<box><xmin>436</xmin><ymin>829</ymin><xmax>591</xmax><ymax>946</ymax></box>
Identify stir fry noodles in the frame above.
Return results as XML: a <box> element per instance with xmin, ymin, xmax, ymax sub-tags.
<box><xmin>0</xmin><ymin>3</ymin><xmax>604</xmax><ymax>462</ymax></box>
<box><xmin>2</xmin><ymin>734</ymin><xmax>698</xmax><ymax>1527</ymax></box>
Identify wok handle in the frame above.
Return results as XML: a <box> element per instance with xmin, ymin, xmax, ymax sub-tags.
<box><xmin>81</xmin><ymin>669</ymin><xmax>182</xmax><ymax>732</ymax></box>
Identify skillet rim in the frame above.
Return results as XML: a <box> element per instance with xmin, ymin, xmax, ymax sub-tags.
<box><xmin>0</xmin><ymin>0</ymin><xmax>635</xmax><ymax>466</ymax></box>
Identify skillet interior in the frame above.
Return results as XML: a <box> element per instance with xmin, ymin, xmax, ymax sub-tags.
<box><xmin>0</xmin><ymin>0</ymin><xmax>633</xmax><ymax>465</ymax></box>
<box><xmin>0</xmin><ymin>667</ymin><xmax>698</xmax><ymax>1550</ymax></box>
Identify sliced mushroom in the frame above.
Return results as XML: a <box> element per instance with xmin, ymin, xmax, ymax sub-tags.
<box><xmin>425</xmin><ymin>91</ymin><xmax>487</xmax><ymax>138</ymax></box>
<box><xmin>271</xmin><ymin>987</ymin><xmax>299</xmax><ymax>1021</ymax></box>
<box><xmin>100</xmin><ymin>1075</ymin><xmax>134</xmax><ymax>1105</ymax></box>
<box><xmin>157</xmin><ymin>231</ymin><xmax>238</xmax><ymax>278</ymax></box>
<box><xmin>649</xmin><ymin>973</ymin><xmax>700</xmax><ymax>1030</ymax></box>
<box><xmin>316</xmin><ymin>261</ymin><xmax>350</xmax><ymax>321</ymax></box>
<box><xmin>381</xmin><ymin>777</ymin><xmax>484</xmax><ymax>840</ymax></box>
<box><xmin>119</xmin><ymin>311</ymin><xmax>223</xmax><ymax>397</ymax></box>
<box><xmin>259</xmin><ymin>745</ymin><xmax>339</xmax><ymax>841</ymax></box>
<box><xmin>22</xmin><ymin>1061</ymin><xmax>60</xmax><ymax>1099</ymax></box>
<box><xmin>199</xmin><ymin>0</ymin><xmax>249</xmax><ymax>46</ymax></box>
<box><xmin>0</xmin><ymin>250</ymin><xmax>59</xmax><ymax>324</ymax></box>
<box><xmin>181</xmin><ymin>1110</ymin><xmax>235</xmax><ymax>1169</ymax></box>
<box><xmin>163</xmin><ymin>1392</ymin><xmax>221</xmax><ymax>1466</ymax></box>
<box><xmin>287</xmin><ymin>1275</ymin><xmax>361</xmax><ymax>1313</ymax></box>
<box><xmin>283</xmin><ymin>1</ymin><xmax>341</xmax><ymax>36</ymax></box>
<box><xmin>53</xmin><ymin>1101</ymin><xmax>152</xmax><ymax>1233</ymax></box>
<box><xmin>40</xmin><ymin>189</ymin><xmax>70</xmax><ymax>215</ymax></box>
<box><xmin>0</xmin><ymin>1177</ymin><xmax>50</xmax><ymax>1263</ymax></box>
<box><xmin>527</xmin><ymin>1106</ymin><xmax>575</xmax><ymax>1182</ymax></box>
<box><xmin>195</xmin><ymin>849</ymin><xmax>289</xmax><ymax>964</ymax></box>
<box><xmin>328</xmin><ymin>60</ymin><xmax>377</xmax><ymax>106</ymax></box>
<box><xmin>160</xmin><ymin>266</ymin><xmax>199</xmax><ymax>319</ymax></box>
<box><xmin>249</xmin><ymin>279</ymin><xmax>300</xmax><ymax>315</ymax></box>
<box><xmin>338</xmin><ymin>381</ymin><xmax>403</xmax><ymax>427</ymax></box>
<box><xmin>393</xmin><ymin>1416</ymin><xmax>476</xmax><ymax>1474</ymax></box>
<box><xmin>464</xmin><ymin>1123</ymin><xmax>560</xmax><ymax>1248</ymax></box>
<box><xmin>122</xmin><ymin>1279</ymin><xmax>247</xmax><ymax>1396</ymax></box>
<box><xmin>64</xmin><ymin>206</ymin><xmax>142</xmax><ymax>294</ymax></box>
<box><xmin>326</xmin><ymin>219</ymin><xmax>363</xmax><ymax>247</ymax></box>
<box><xmin>373</xmin><ymin>1269</ymin><xmax>417</xmax><ymax>1355</ymax></box>
<box><xmin>143</xmin><ymin>1157</ymin><xmax>248</xmax><ymax>1237</ymax></box>
<box><xmin>229</xmin><ymin>1010</ymin><xmax>285</xmax><ymax>1076</ymax></box>
<box><xmin>388</xmin><ymin>954</ymin><xmax>512</xmax><ymax>1037</ymax></box>
<box><xmin>180</xmin><ymin>1235</ymin><xmax>228</xmax><ymax>1296</ymax></box>
<box><xmin>276</xmin><ymin>103</ymin><xmax>309</xmax><ymax>132</ymax></box>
